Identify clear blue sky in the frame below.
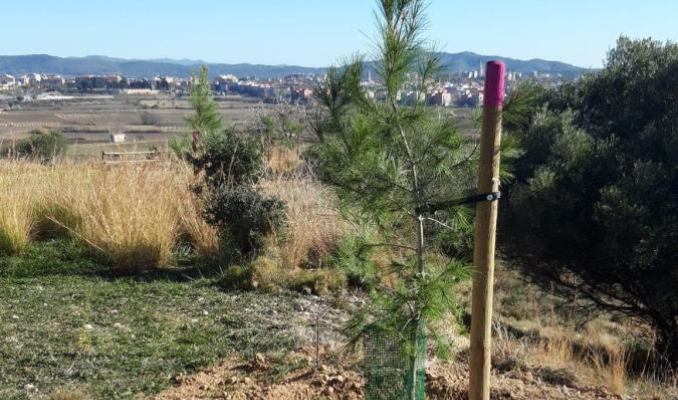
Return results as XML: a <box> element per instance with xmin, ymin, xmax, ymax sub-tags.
<box><xmin>3</xmin><ymin>0</ymin><xmax>677</xmax><ymax>68</ymax></box>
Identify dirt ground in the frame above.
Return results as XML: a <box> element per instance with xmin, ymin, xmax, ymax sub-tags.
<box><xmin>147</xmin><ymin>349</ymin><xmax>633</xmax><ymax>400</ymax></box>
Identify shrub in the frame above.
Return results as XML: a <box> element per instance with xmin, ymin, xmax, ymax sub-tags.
<box><xmin>217</xmin><ymin>264</ymin><xmax>255</xmax><ymax>290</ymax></box>
<box><xmin>502</xmin><ymin>37</ymin><xmax>678</xmax><ymax>363</ymax></box>
<box><xmin>190</xmin><ymin>129</ymin><xmax>264</xmax><ymax>190</ymax></box>
<box><xmin>16</xmin><ymin>131</ymin><xmax>67</xmax><ymax>162</ymax></box>
<box><xmin>204</xmin><ymin>185</ymin><xmax>286</xmax><ymax>257</ymax></box>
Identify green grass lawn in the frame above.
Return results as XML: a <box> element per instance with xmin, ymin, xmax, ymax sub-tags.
<box><xmin>0</xmin><ymin>240</ymin><xmax>302</xmax><ymax>400</ymax></box>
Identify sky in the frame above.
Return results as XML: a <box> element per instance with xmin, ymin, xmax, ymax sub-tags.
<box><xmin>3</xmin><ymin>0</ymin><xmax>677</xmax><ymax>68</ymax></box>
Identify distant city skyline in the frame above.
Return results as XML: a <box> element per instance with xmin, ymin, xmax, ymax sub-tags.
<box><xmin>3</xmin><ymin>0</ymin><xmax>677</xmax><ymax>68</ymax></box>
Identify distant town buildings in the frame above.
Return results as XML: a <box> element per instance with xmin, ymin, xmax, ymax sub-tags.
<box><xmin>0</xmin><ymin>62</ymin><xmax>574</xmax><ymax>107</ymax></box>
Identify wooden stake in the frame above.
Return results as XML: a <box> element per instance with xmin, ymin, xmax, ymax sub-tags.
<box><xmin>469</xmin><ymin>61</ymin><xmax>505</xmax><ymax>400</ymax></box>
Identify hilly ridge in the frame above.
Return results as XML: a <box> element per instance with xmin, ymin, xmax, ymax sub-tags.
<box><xmin>0</xmin><ymin>52</ymin><xmax>588</xmax><ymax>79</ymax></box>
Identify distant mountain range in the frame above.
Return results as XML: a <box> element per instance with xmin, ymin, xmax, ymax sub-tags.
<box><xmin>0</xmin><ymin>53</ymin><xmax>588</xmax><ymax>79</ymax></box>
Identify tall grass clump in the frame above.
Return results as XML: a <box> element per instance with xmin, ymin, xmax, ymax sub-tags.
<box><xmin>259</xmin><ymin>175</ymin><xmax>342</xmax><ymax>270</ymax></box>
<box><xmin>47</xmin><ymin>163</ymin><xmax>189</xmax><ymax>272</ymax></box>
<box><xmin>0</xmin><ymin>161</ymin><xmax>44</xmax><ymax>255</ymax></box>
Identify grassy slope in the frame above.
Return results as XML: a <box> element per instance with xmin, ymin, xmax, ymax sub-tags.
<box><xmin>0</xmin><ymin>240</ymin><xmax>300</xmax><ymax>400</ymax></box>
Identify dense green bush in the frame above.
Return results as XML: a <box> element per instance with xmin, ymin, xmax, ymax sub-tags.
<box><xmin>190</xmin><ymin>129</ymin><xmax>264</xmax><ymax>190</ymax></box>
<box><xmin>203</xmin><ymin>185</ymin><xmax>286</xmax><ymax>257</ymax></box>
<box><xmin>16</xmin><ymin>131</ymin><xmax>67</xmax><ymax>162</ymax></box>
<box><xmin>178</xmin><ymin>65</ymin><xmax>286</xmax><ymax>266</ymax></box>
<box><xmin>502</xmin><ymin>37</ymin><xmax>678</xmax><ymax>363</ymax></box>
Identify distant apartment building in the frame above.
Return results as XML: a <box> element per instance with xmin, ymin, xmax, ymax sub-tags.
<box><xmin>214</xmin><ymin>74</ymin><xmax>239</xmax><ymax>92</ymax></box>
<box><xmin>429</xmin><ymin>89</ymin><xmax>453</xmax><ymax>107</ymax></box>
<box><xmin>75</xmin><ymin>75</ymin><xmax>125</xmax><ymax>91</ymax></box>
<box><xmin>28</xmin><ymin>73</ymin><xmax>42</xmax><ymax>85</ymax></box>
<box><xmin>128</xmin><ymin>78</ymin><xmax>154</xmax><ymax>90</ymax></box>
<box><xmin>0</xmin><ymin>74</ymin><xmax>16</xmax><ymax>91</ymax></box>
<box><xmin>41</xmin><ymin>74</ymin><xmax>66</xmax><ymax>90</ymax></box>
<box><xmin>17</xmin><ymin>75</ymin><xmax>31</xmax><ymax>86</ymax></box>
<box><xmin>155</xmin><ymin>76</ymin><xmax>176</xmax><ymax>91</ymax></box>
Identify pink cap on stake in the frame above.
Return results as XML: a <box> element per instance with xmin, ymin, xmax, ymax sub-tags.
<box><xmin>483</xmin><ymin>61</ymin><xmax>505</xmax><ymax>108</ymax></box>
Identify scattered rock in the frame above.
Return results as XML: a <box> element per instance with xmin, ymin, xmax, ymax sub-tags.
<box><xmin>294</xmin><ymin>303</ymin><xmax>305</xmax><ymax>312</ymax></box>
<box><xmin>173</xmin><ymin>373</ymin><xmax>186</xmax><ymax>384</ymax></box>
<box><xmin>83</xmin><ymin>324</ymin><xmax>94</xmax><ymax>330</ymax></box>
<box><xmin>252</xmin><ymin>353</ymin><xmax>269</xmax><ymax>371</ymax></box>
<box><xmin>329</xmin><ymin>375</ymin><xmax>345</xmax><ymax>385</ymax></box>
<box><xmin>524</xmin><ymin>371</ymin><xmax>534</xmax><ymax>382</ymax></box>
<box><xmin>322</xmin><ymin>386</ymin><xmax>334</xmax><ymax>396</ymax></box>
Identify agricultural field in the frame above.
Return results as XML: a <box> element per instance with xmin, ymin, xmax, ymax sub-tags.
<box><xmin>0</xmin><ymin>94</ymin><xmax>265</xmax><ymax>158</ymax></box>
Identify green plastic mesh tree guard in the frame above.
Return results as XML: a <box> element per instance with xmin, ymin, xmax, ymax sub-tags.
<box><xmin>363</xmin><ymin>321</ymin><xmax>426</xmax><ymax>400</ymax></box>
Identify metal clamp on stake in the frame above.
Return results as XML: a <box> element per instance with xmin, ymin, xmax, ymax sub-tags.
<box><xmin>416</xmin><ymin>191</ymin><xmax>501</xmax><ymax>214</ymax></box>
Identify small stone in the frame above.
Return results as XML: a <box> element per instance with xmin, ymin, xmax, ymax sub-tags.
<box><xmin>226</xmin><ymin>376</ymin><xmax>239</xmax><ymax>385</ymax></box>
<box><xmin>198</xmin><ymin>297</ymin><xmax>205</xmax><ymax>303</ymax></box>
<box><xmin>113</xmin><ymin>323</ymin><xmax>124</xmax><ymax>329</ymax></box>
<box><xmin>330</xmin><ymin>375</ymin><xmax>345</xmax><ymax>385</ymax></box>
<box><xmin>84</xmin><ymin>324</ymin><xmax>94</xmax><ymax>330</ymax></box>
<box><xmin>198</xmin><ymin>384</ymin><xmax>209</xmax><ymax>391</ymax></box>
<box><xmin>202</xmin><ymin>310</ymin><xmax>209</xmax><ymax>316</ymax></box>
<box><xmin>24</xmin><ymin>384</ymin><xmax>36</xmax><ymax>391</ymax></box>
<box><xmin>11</xmin><ymin>315</ymin><xmax>19</xmax><ymax>320</ymax></box>
<box><xmin>255</xmin><ymin>353</ymin><xmax>266</xmax><ymax>367</ymax></box>
<box><xmin>322</xmin><ymin>386</ymin><xmax>334</xmax><ymax>396</ymax></box>
<box><xmin>243</xmin><ymin>377</ymin><xmax>252</xmax><ymax>385</ymax></box>
<box><xmin>191</xmin><ymin>318</ymin><xmax>199</xmax><ymax>324</ymax></box>
<box><xmin>110</xmin><ymin>309</ymin><xmax>119</xmax><ymax>315</ymax></box>
<box><xmin>294</xmin><ymin>303</ymin><xmax>304</xmax><ymax>312</ymax></box>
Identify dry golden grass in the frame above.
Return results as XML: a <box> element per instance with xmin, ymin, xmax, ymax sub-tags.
<box><xmin>0</xmin><ymin>161</ymin><xmax>46</xmax><ymax>255</ymax></box>
<box><xmin>46</xmin><ymin>163</ymin><xmax>186</xmax><ymax>271</ymax></box>
<box><xmin>172</xmin><ymin>164</ymin><xmax>220</xmax><ymax>258</ymax></box>
<box><xmin>253</xmin><ymin>174</ymin><xmax>346</xmax><ymax>293</ymax></box>
<box><xmin>253</xmin><ymin>147</ymin><xmax>350</xmax><ymax>293</ymax></box>
<box><xmin>259</xmin><ymin>174</ymin><xmax>343</xmax><ymax>271</ymax></box>
<box><xmin>0</xmin><ymin>160</ymin><xmax>217</xmax><ymax>271</ymax></box>
<box><xmin>493</xmin><ymin>314</ymin><xmax>645</xmax><ymax>396</ymax></box>
<box><xmin>589</xmin><ymin>346</ymin><xmax>629</xmax><ymax>395</ymax></box>
<box><xmin>266</xmin><ymin>146</ymin><xmax>304</xmax><ymax>174</ymax></box>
